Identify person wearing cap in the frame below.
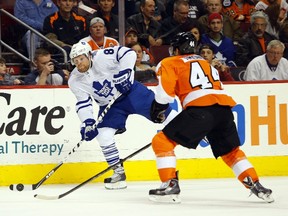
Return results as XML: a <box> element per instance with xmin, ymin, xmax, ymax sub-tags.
<box><xmin>87</xmin><ymin>0</ymin><xmax>120</xmax><ymax>40</ymax></box>
<box><xmin>198</xmin><ymin>0</ymin><xmax>244</xmax><ymax>42</ymax></box>
<box><xmin>199</xmin><ymin>44</ymin><xmax>235</xmax><ymax>81</ymax></box>
<box><xmin>125</xmin><ymin>28</ymin><xmax>155</xmax><ymax>64</ymax></box>
<box><xmin>235</xmin><ymin>10</ymin><xmax>277</xmax><ymax>66</ymax></box>
<box><xmin>80</xmin><ymin>17</ymin><xmax>119</xmax><ymax>50</ymax></box>
<box><xmin>200</xmin><ymin>13</ymin><xmax>237</xmax><ymax>67</ymax></box>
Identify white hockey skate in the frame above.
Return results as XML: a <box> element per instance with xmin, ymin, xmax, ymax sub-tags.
<box><xmin>243</xmin><ymin>176</ymin><xmax>274</xmax><ymax>203</ymax></box>
<box><xmin>149</xmin><ymin>172</ymin><xmax>181</xmax><ymax>204</ymax></box>
<box><xmin>104</xmin><ymin>165</ymin><xmax>127</xmax><ymax>190</ymax></box>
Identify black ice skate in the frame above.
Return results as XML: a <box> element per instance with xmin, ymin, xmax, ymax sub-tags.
<box><xmin>242</xmin><ymin>176</ymin><xmax>274</xmax><ymax>203</ymax></box>
<box><xmin>149</xmin><ymin>171</ymin><xmax>181</xmax><ymax>203</ymax></box>
<box><xmin>104</xmin><ymin>164</ymin><xmax>127</xmax><ymax>190</ymax></box>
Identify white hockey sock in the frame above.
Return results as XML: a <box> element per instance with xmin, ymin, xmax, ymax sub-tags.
<box><xmin>101</xmin><ymin>143</ymin><xmax>120</xmax><ymax>166</ymax></box>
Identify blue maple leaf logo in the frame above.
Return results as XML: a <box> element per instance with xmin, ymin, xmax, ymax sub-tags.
<box><xmin>92</xmin><ymin>80</ymin><xmax>114</xmax><ymax>98</ymax></box>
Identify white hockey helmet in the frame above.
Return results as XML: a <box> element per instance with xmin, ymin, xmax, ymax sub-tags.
<box><xmin>69</xmin><ymin>41</ymin><xmax>92</xmax><ymax>65</ymax></box>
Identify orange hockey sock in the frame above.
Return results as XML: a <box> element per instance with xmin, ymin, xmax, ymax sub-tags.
<box><xmin>221</xmin><ymin>147</ymin><xmax>259</xmax><ymax>186</ymax></box>
<box><xmin>152</xmin><ymin>132</ymin><xmax>177</xmax><ymax>182</ymax></box>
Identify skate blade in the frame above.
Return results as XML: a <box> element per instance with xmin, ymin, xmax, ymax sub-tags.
<box><xmin>260</xmin><ymin>193</ymin><xmax>274</xmax><ymax>203</ymax></box>
<box><xmin>149</xmin><ymin>194</ymin><xmax>181</xmax><ymax>204</ymax></box>
<box><xmin>105</xmin><ymin>181</ymin><xmax>127</xmax><ymax>190</ymax></box>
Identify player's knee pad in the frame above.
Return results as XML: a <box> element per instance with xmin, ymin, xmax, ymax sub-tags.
<box><xmin>221</xmin><ymin>147</ymin><xmax>246</xmax><ymax>167</ymax></box>
<box><xmin>96</xmin><ymin>127</ymin><xmax>117</xmax><ymax>147</ymax></box>
<box><xmin>152</xmin><ymin>131</ymin><xmax>177</xmax><ymax>156</ymax></box>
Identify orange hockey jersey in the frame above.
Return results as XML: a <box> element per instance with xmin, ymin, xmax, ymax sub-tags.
<box><xmin>155</xmin><ymin>54</ymin><xmax>237</xmax><ymax>109</ymax></box>
<box><xmin>222</xmin><ymin>1</ymin><xmax>255</xmax><ymax>23</ymax></box>
<box><xmin>81</xmin><ymin>35</ymin><xmax>119</xmax><ymax>50</ymax></box>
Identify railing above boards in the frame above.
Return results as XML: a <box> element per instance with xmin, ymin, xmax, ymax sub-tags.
<box><xmin>0</xmin><ymin>8</ymin><xmax>68</xmax><ymax>65</ymax></box>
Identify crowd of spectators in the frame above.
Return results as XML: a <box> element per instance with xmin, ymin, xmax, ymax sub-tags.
<box><xmin>1</xmin><ymin>0</ymin><xmax>288</xmax><ymax>85</ymax></box>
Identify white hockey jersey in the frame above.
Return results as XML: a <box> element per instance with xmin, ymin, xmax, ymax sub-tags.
<box><xmin>68</xmin><ymin>46</ymin><xmax>136</xmax><ymax>122</ymax></box>
<box><xmin>244</xmin><ymin>54</ymin><xmax>288</xmax><ymax>81</ymax></box>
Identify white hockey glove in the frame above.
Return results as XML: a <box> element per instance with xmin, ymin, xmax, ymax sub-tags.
<box><xmin>80</xmin><ymin>118</ymin><xmax>98</xmax><ymax>141</ymax></box>
<box><xmin>113</xmin><ymin>69</ymin><xmax>132</xmax><ymax>94</ymax></box>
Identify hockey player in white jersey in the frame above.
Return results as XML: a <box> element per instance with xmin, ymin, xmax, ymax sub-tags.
<box><xmin>68</xmin><ymin>41</ymin><xmax>177</xmax><ymax>190</ymax></box>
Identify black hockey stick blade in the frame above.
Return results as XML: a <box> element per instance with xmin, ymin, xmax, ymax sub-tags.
<box><xmin>9</xmin><ymin>140</ymin><xmax>83</xmax><ymax>192</ymax></box>
<box><xmin>34</xmin><ymin>143</ymin><xmax>152</xmax><ymax>200</ymax></box>
<box><xmin>9</xmin><ymin>161</ymin><xmax>64</xmax><ymax>192</ymax></box>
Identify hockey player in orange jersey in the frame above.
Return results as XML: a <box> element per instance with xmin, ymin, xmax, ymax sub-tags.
<box><xmin>148</xmin><ymin>32</ymin><xmax>274</xmax><ymax>203</ymax></box>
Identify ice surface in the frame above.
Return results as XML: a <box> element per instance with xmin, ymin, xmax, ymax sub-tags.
<box><xmin>1</xmin><ymin>177</ymin><xmax>287</xmax><ymax>216</ymax></box>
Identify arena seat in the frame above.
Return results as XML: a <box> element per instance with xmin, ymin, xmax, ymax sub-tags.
<box><xmin>230</xmin><ymin>67</ymin><xmax>246</xmax><ymax>81</ymax></box>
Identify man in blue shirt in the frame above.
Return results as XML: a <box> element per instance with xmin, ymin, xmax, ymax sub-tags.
<box><xmin>14</xmin><ymin>0</ymin><xmax>58</xmax><ymax>58</ymax></box>
<box><xmin>200</xmin><ymin>13</ymin><xmax>237</xmax><ymax>67</ymax></box>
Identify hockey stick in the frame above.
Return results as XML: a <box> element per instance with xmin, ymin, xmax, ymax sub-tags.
<box><xmin>34</xmin><ymin>142</ymin><xmax>152</xmax><ymax>200</ymax></box>
<box><xmin>9</xmin><ymin>141</ymin><xmax>83</xmax><ymax>192</ymax></box>
<box><xmin>9</xmin><ymin>92</ymin><xmax>122</xmax><ymax>192</ymax></box>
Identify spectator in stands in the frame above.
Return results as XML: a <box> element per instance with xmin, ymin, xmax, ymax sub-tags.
<box><xmin>200</xmin><ymin>13</ymin><xmax>237</xmax><ymax>67</ymax></box>
<box><xmin>80</xmin><ymin>17</ymin><xmax>119</xmax><ymax>50</ymax></box>
<box><xmin>43</xmin><ymin>0</ymin><xmax>88</xmax><ymax>57</ymax></box>
<box><xmin>244</xmin><ymin>40</ymin><xmax>288</xmax><ymax>80</ymax></box>
<box><xmin>128</xmin><ymin>41</ymin><xmax>156</xmax><ymax>70</ymax></box>
<box><xmin>198</xmin><ymin>0</ymin><xmax>244</xmax><ymax>42</ymax></box>
<box><xmin>160</xmin><ymin>0</ymin><xmax>202</xmax><ymax>45</ymax></box>
<box><xmin>0</xmin><ymin>57</ymin><xmax>23</xmax><ymax>85</ymax></box>
<box><xmin>125</xmin><ymin>28</ymin><xmax>155</xmax><ymax>64</ymax></box>
<box><xmin>14</xmin><ymin>0</ymin><xmax>59</xmax><ymax>58</ymax></box>
<box><xmin>165</xmin><ymin>0</ymin><xmax>207</xmax><ymax>20</ymax></box>
<box><xmin>199</xmin><ymin>44</ymin><xmax>235</xmax><ymax>81</ymax></box>
<box><xmin>152</xmin><ymin>0</ymin><xmax>168</xmax><ymax>21</ymax></box>
<box><xmin>127</xmin><ymin>0</ymin><xmax>162</xmax><ymax>48</ymax></box>
<box><xmin>264</xmin><ymin>3</ymin><xmax>282</xmax><ymax>39</ymax></box>
<box><xmin>189</xmin><ymin>24</ymin><xmax>201</xmax><ymax>42</ymax></box>
<box><xmin>135</xmin><ymin>0</ymin><xmax>168</xmax><ymax>21</ymax></box>
<box><xmin>88</xmin><ymin>0</ymin><xmax>120</xmax><ymax>40</ymax></box>
<box><xmin>255</xmin><ymin>0</ymin><xmax>288</xmax><ymax>22</ymax></box>
<box><xmin>125</xmin><ymin>27</ymin><xmax>138</xmax><ymax>45</ymax></box>
<box><xmin>222</xmin><ymin>0</ymin><xmax>255</xmax><ymax>24</ymax></box>
<box><xmin>127</xmin><ymin>42</ymin><xmax>158</xmax><ymax>83</ymax></box>
<box><xmin>278</xmin><ymin>20</ymin><xmax>288</xmax><ymax>59</ymax></box>
<box><xmin>24</xmin><ymin>48</ymin><xmax>68</xmax><ymax>85</ymax></box>
<box><xmin>235</xmin><ymin>10</ymin><xmax>276</xmax><ymax>66</ymax></box>
<box><xmin>188</xmin><ymin>22</ymin><xmax>204</xmax><ymax>52</ymax></box>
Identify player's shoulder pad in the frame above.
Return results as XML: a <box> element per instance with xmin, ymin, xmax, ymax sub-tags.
<box><xmin>116</xmin><ymin>46</ymin><xmax>136</xmax><ymax>61</ymax></box>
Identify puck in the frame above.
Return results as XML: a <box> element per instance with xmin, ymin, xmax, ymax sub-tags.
<box><xmin>9</xmin><ymin>184</ymin><xmax>14</xmax><ymax>191</ymax></box>
<box><xmin>16</xmin><ymin>183</ymin><xmax>24</xmax><ymax>191</ymax></box>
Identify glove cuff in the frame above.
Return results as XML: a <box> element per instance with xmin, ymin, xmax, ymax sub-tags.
<box><xmin>152</xmin><ymin>100</ymin><xmax>169</xmax><ymax>111</ymax></box>
<box><xmin>83</xmin><ymin>118</ymin><xmax>96</xmax><ymax>126</ymax></box>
